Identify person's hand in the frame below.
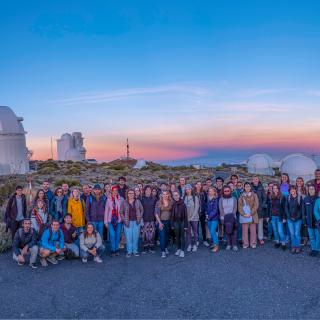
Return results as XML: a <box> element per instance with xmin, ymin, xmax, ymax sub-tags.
<box><xmin>17</xmin><ymin>255</ymin><xmax>25</xmax><ymax>263</ymax></box>
<box><xmin>72</xmin><ymin>232</ymin><xmax>77</xmax><ymax>238</ymax></box>
<box><xmin>244</xmin><ymin>214</ymin><xmax>251</xmax><ymax>218</ymax></box>
<box><xmin>21</xmin><ymin>246</ymin><xmax>28</xmax><ymax>255</ymax></box>
<box><xmin>56</xmin><ymin>248</ymin><xmax>62</xmax><ymax>254</ymax></box>
<box><xmin>92</xmin><ymin>247</ymin><xmax>97</xmax><ymax>256</ymax></box>
<box><xmin>283</xmin><ymin>219</ymin><xmax>286</xmax><ymax>223</ymax></box>
<box><xmin>104</xmin><ymin>223</ymin><xmax>108</xmax><ymax>228</ymax></box>
<box><xmin>206</xmin><ymin>215</ymin><xmax>209</xmax><ymax>220</ymax></box>
<box><xmin>159</xmin><ymin>223</ymin><xmax>164</xmax><ymax>230</ymax></box>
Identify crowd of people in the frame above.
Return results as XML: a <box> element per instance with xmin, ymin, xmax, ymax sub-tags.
<box><xmin>4</xmin><ymin>169</ymin><xmax>320</xmax><ymax>268</ymax></box>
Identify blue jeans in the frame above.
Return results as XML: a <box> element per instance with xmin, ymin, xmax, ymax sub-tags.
<box><xmin>158</xmin><ymin>220</ymin><xmax>171</xmax><ymax>252</ymax></box>
<box><xmin>109</xmin><ymin>222</ymin><xmax>122</xmax><ymax>252</ymax></box>
<box><xmin>271</xmin><ymin>216</ymin><xmax>285</xmax><ymax>244</ymax></box>
<box><xmin>124</xmin><ymin>221</ymin><xmax>140</xmax><ymax>254</ymax></box>
<box><xmin>92</xmin><ymin>221</ymin><xmax>104</xmax><ymax>239</ymax></box>
<box><xmin>236</xmin><ymin>213</ymin><xmax>242</xmax><ymax>241</ymax></box>
<box><xmin>287</xmin><ymin>219</ymin><xmax>302</xmax><ymax>248</ymax></box>
<box><xmin>208</xmin><ymin>220</ymin><xmax>219</xmax><ymax>246</ymax></box>
<box><xmin>308</xmin><ymin>227</ymin><xmax>320</xmax><ymax>252</ymax></box>
<box><xmin>80</xmin><ymin>245</ymin><xmax>105</xmax><ymax>259</ymax></box>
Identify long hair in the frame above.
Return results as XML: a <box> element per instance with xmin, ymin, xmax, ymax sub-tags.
<box><xmin>159</xmin><ymin>191</ymin><xmax>172</xmax><ymax>210</ymax></box>
<box><xmin>280</xmin><ymin>173</ymin><xmax>290</xmax><ymax>185</ymax></box>
<box><xmin>34</xmin><ymin>189</ymin><xmax>48</xmax><ymax>203</ymax></box>
<box><xmin>84</xmin><ymin>223</ymin><xmax>97</xmax><ymax>238</ymax></box>
<box><xmin>271</xmin><ymin>184</ymin><xmax>282</xmax><ymax>200</ymax></box>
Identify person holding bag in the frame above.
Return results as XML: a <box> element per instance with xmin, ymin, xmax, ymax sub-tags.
<box><xmin>238</xmin><ymin>182</ymin><xmax>259</xmax><ymax>249</ymax></box>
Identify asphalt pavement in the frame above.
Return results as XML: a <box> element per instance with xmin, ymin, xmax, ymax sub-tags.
<box><xmin>0</xmin><ymin>242</ymin><xmax>320</xmax><ymax>319</ymax></box>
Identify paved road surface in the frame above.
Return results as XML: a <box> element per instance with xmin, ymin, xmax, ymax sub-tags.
<box><xmin>0</xmin><ymin>243</ymin><xmax>319</xmax><ymax>319</ymax></box>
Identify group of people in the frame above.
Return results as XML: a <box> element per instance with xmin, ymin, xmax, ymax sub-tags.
<box><xmin>4</xmin><ymin>169</ymin><xmax>320</xmax><ymax>268</ymax></box>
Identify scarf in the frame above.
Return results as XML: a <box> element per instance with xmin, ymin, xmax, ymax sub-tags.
<box><xmin>111</xmin><ymin>195</ymin><xmax>119</xmax><ymax>230</ymax></box>
<box><xmin>55</xmin><ymin>195</ymin><xmax>64</xmax><ymax>213</ymax></box>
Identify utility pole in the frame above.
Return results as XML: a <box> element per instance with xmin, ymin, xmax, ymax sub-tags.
<box><xmin>50</xmin><ymin>137</ymin><xmax>54</xmax><ymax>160</ymax></box>
<box><xmin>126</xmin><ymin>138</ymin><xmax>130</xmax><ymax>160</ymax></box>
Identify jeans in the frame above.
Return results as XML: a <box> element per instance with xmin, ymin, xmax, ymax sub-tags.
<box><xmin>287</xmin><ymin>219</ymin><xmax>302</xmax><ymax>248</ymax></box>
<box><xmin>124</xmin><ymin>221</ymin><xmax>140</xmax><ymax>254</ymax></box>
<box><xmin>271</xmin><ymin>216</ymin><xmax>285</xmax><ymax>245</ymax></box>
<box><xmin>65</xmin><ymin>243</ymin><xmax>80</xmax><ymax>257</ymax></box>
<box><xmin>173</xmin><ymin>221</ymin><xmax>186</xmax><ymax>250</ymax></box>
<box><xmin>108</xmin><ymin>222</ymin><xmax>122</xmax><ymax>252</ymax></box>
<box><xmin>308</xmin><ymin>227</ymin><xmax>320</xmax><ymax>252</ymax></box>
<box><xmin>13</xmin><ymin>245</ymin><xmax>38</xmax><ymax>264</ymax></box>
<box><xmin>158</xmin><ymin>220</ymin><xmax>171</xmax><ymax>252</ymax></box>
<box><xmin>186</xmin><ymin>221</ymin><xmax>199</xmax><ymax>246</ymax></box>
<box><xmin>199</xmin><ymin>215</ymin><xmax>207</xmax><ymax>241</ymax></box>
<box><xmin>80</xmin><ymin>245</ymin><xmax>105</xmax><ymax>259</ymax></box>
<box><xmin>92</xmin><ymin>221</ymin><xmax>104</xmax><ymax>239</ymax></box>
<box><xmin>236</xmin><ymin>213</ymin><xmax>242</xmax><ymax>241</ymax></box>
<box><xmin>207</xmin><ymin>220</ymin><xmax>219</xmax><ymax>246</ymax></box>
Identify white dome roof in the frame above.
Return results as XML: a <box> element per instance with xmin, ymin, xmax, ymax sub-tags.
<box><xmin>65</xmin><ymin>148</ymin><xmax>82</xmax><ymax>161</ymax></box>
<box><xmin>281</xmin><ymin>154</ymin><xmax>317</xmax><ymax>182</ymax></box>
<box><xmin>60</xmin><ymin>133</ymin><xmax>72</xmax><ymax>140</ymax></box>
<box><xmin>0</xmin><ymin>106</ymin><xmax>25</xmax><ymax>135</ymax></box>
<box><xmin>247</xmin><ymin>154</ymin><xmax>274</xmax><ymax>175</ymax></box>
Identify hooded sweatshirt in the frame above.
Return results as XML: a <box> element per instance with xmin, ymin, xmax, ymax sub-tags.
<box><xmin>184</xmin><ymin>195</ymin><xmax>200</xmax><ymax>221</ymax></box>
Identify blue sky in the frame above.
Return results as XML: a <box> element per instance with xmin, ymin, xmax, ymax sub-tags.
<box><xmin>1</xmin><ymin>0</ymin><xmax>320</xmax><ymax>161</ymax></box>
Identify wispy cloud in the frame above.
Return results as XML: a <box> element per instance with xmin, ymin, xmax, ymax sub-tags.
<box><xmin>53</xmin><ymin>84</ymin><xmax>210</xmax><ymax>105</ymax></box>
<box><xmin>237</xmin><ymin>88</ymin><xmax>297</xmax><ymax>98</ymax></box>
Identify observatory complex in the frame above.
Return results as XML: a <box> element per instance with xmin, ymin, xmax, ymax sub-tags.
<box><xmin>0</xmin><ymin>106</ymin><xmax>29</xmax><ymax>175</ymax></box>
<box><xmin>57</xmin><ymin>132</ymin><xmax>87</xmax><ymax>162</ymax></box>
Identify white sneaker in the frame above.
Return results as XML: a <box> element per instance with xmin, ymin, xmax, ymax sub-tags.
<box><xmin>175</xmin><ymin>249</ymin><xmax>181</xmax><ymax>256</ymax></box>
<box><xmin>233</xmin><ymin>246</ymin><xmax>238</xmax><ymax>252</ymax></box>
<box><xmin>161</xmin><ymin>252</ymin><xmax>166</xmax><ymax>258</ymax></box>
<box><xmin>226</xmin><ymin>245</ymin><xmax>231</xmax><ymax>250</ymax></box>
<box><xmin>165</xmin><ymin>248</ymin><xmax>169</xmax><ymax>255</ymax></box>
<box><xmin>203</xmin><ymin>241</ymin><xmax>210</xmax><ymax>247</ymax></box>
<box><xmin>192</xmin><ymin>245</ymin><xmax>197</xmax><ymax>252</ymax></box>
<box><xmin>82</xmin><ymin>258</ymin><xmax>87</xmax><ymax>263</ymax></box>
<box><xmin>179</xmin><ymin>251</ymin><xmax>185</xmax><ymax>258</ymax></box>
<box><xmin>94</xmin><ymin>256</ymin><xmax>102</xmax><ymax>263</ymax></box>
<box><xmin>187</xmin><ymin>245</ymin><xmax>192</xmax><ymax>252</ymax></box>
<box><xmin>196</xmin><ymin>241</ymin><xmax>199</xmax><ymax>247</ymax></box>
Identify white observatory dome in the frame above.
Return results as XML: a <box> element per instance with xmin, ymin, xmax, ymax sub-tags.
<box><xmin>247</xmin><ymin>154</ymin><xmax>274</xmax><ymax>176</ymax></box>
<box><xmin>0</xmin><ymin>106</ymin><xmax>29</xmax><ymax>175</ymax></box>
<box><xmin>280</xmin><ymin>154</ymin><xmax>317</xmax><ymax>182</ymax></box>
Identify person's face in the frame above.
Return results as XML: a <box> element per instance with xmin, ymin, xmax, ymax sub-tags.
<box><xmin>38</xmin><ymin>190</ymin><xmax>45</xmax><ymax>199</ymax></box>
<box><xmin>112</xmin><ymin>188</ymin><xmax>118</xmax><ymax>196</ymax></box>
<box><xmin>23</xmin><ymin>220</ymin><xmax>31</xmax><ymax>232</ymax></box>
<box><xmin>73</xmin><ymin>189</ymin><xmax>79</xmax><ymax>199</ymax></box>
<box><xmin>119</xmin><ymin>179</ymin><xmax>125</xmax><ymax>186</ymax></box>
<box><xmin>208</xmin><ymin>188</ymin><xmax>217</xmax><ymax>198</ymax></box>
<box><xmin>37</xmin><ymin>201</ymin><xmax>44</xmax><ymax>209</ymax></box>
<box><xmin>244</xmin><ymin>184</ymin><xmax>251</xmax><ymax>193</ymax></box>
<box><xmin>52</xmin><ymin>221</ymin><xmax>60</xmax><ymax>232</ymax></box>
<box><xmin>93</xmin><ymin>188</ymin><xmax>101</xmax><ymax>196</ymax></box>
<box><xmin>128</xmin><ymin>191</ymin><xmax>135</xmax><ymax>200</ymax></box>
<box><xmin>195</xmin><ymin>182</ymin><xmax>201</xmax><ymax>190</ymax></box>
<box><xmin>161</xmin><ymin>184</ymin><xmax>167</xmax><ymax>191</ymax></box>
<box><xmin>145</xmin><ymin>187</ymin><xmax>152</xmax><ymax>197</ymax></box>
<box><xmin>16</xmin><ymin>189</ymin><xmax>23</xmax><ymax>196</ymax></box>
<box><xmin>186</xmin><ymin>188</ymin><xmax>192</xmax><ymax>195</ymax></box>
<box><xmin>316</xmin><ymin>171</ymin><xmax>320</xmax><ymax>180</ymax></box>
<box><xmin>87</xmin><ymin>224</ymin><xmax>94</xmax><ymax>234</ymax></box>
<box><xmin>43</xmin><ymin>182</ymin><xmax>49</xmax><ymax>191</ymax></box>
<box><xmin>56</xmin><ymin>189</ymin><xmax>63</xmax><ymax>196</ymax></box>
<box><xmin>216</xmin><ymin>180</ymin><xmax>223</xmax><ymax>188</ymax></box>
<box><xmin>252</xmin><ymin>177</ymin><xmax>259</xmax><ymax>185</ymax></box>
<box><xmin>105</xmin><ymin>184</ymin><xmax>111</xmax><ymax>193</ymax></box>
<box><xmin>138</xmin><ymin>184</ymin><xmax>143</xmax><ymax>190</ymax></box>
<box><xmin>272</xmin><ymin>185</ymin><xmax>279</xmax><ymax>194</ymax></box>
<box><xmin>62</xmin><ymin>184</ymin><xmax>69</xmax><ymax>192</ymax></box>
<box><xmin>162</xmin><ymin>191</ymin><xmax>169</xmax><ymax>200</ymax></box>
<box><xmin>223</xmin><ymin>188</ymin><xmax>231</xmax><ymax>197</ymax></box>
<box><xmin>237</xmin><ymin>182</ymin><xmax>243</xmax><ymax>190</ymax></box>
<box><xmin>232</xmin><ymin>177</ymin><xmax>238</xmax><ymax>185</ymax></box>
<box><xmin>152</xmin><ymin>189</ymin><xmax>157</xmax><ymax>197</ymax></box>
<box><xmin>308</xmin><ymin>186</ymin><xmax>316</xmax><ymax>196</ymax></box>
<box><xmin>64</xmin><ymin>215</ymin><xmax>72</xmax><ymax>224</ymax></box>
<box><xmin>296</xmin><ymin>178</ymin><xmax>304</xmax><ymax>187</ymax></box>
<box><xmin>268</xmin><ymin>183</ymin><xmax>274</xmax><ymax>192</ymax></box>
<box><xmin>83</xmin><ymin>185</ymin><xmax>90</xmax><ymax>194</ymax></box>
<box><xmin>179</xmin><ymin>178</ymin><xmax>186</xmax><ymax>186</ymax></box>
<box><xmin>206</xmin><ymin>180</ymin><xmax>212</xmax><ymax>187</ymax></box>
<box><xmin>228</xmin><ymin>183</ymin><xmax>234</xmax><ymax>191</ymax></box>
<box><xmin>134</xmin><ymin>188</ymin><xmax>140</xmax><ymax>197</ymax></box>
<box><xmin>290</xmin><ymin>188</ymin><xmax>297</xmax><ymax>197</ymax></box>
<box><xmin>173</xmin><ymin>192</ymin><xmax>180</xmax><ymax>201</ymax></box>
<box><xmin>281</xmin><ymin>175</ymin><xmax>288</xmax><ymax>183</ymax></box>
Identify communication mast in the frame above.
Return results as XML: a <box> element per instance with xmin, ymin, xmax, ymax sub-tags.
<box><xmin>126</xmin><ymin>138</ymin><xmax>130</xmax><ymax>160</ymax></box>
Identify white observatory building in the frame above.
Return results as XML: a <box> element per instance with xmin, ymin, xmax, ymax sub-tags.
<box><xmin>247</xmin><ymin>154</ymin><xmax>275</xmax><ymax>176</ymax></box>
<box><xmin>57</xmin><ymin>132</ymin><xmax>86</xmax><ymax>161</ymax></box>
<box><xmin>0</xmin><ymin>106</ymin><xmax>29</xmax><ymax>175</ymax></box>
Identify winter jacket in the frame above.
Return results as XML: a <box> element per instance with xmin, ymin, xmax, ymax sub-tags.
<box><xmin>303</xmin><ymin>195</ymin><xmax>318</xmax><ymax>228</ymax></box>
<box><xmin>40</xmin><ymin>228</ymin><xmax>65</xmax><ymax>252</ymax></box>
<box><xmin>171</xmin><ymin>199</ymin><xmax>188</xmax><ymax>228</ymax></box>
<box><xmin>117</xmin><ymin>184</ymin><xmax>128</xmax><ymax>199</ymax></box>
<box><xmin>4</xmin><ymin>194</ymin><xmax>27</xmax><ymax>230</ymax></box>
<box><xmin>50</xmin><ymin>197</ymin><xmax>68</xmax><ymax>222</ymax></box>
<box><xmin>285</xmin><ymin>195</ymin><xmax>303</xmax><ymax>222</ymax></box>
<box><xmin>238</xmin><ymin>193</ymin><xmax>259</xmax><ymax>224</ymax></box>
<box><xmin>85</xmin><ymin>195</ymin><xmax>106</xmax><ymax>222</ymax></box>
<box><xmin>141</xmin><ymin>196</ymin><xmax>157</xmax><ymax>222</ymax></box>
<box><xmin>251</xmin><ymin>182</ymin><xmax>267</xmax><ymax>218</ymax></box>
<box><xmin>67</xmin><ymin>198</ymin><xmax>86</xmax><ymax>228</ymax></box>
<box><xmin>314</xmin><ymin>198</ymin><xmax>320</xmax><ymax>222</ymax></box>
<box><xmin>267</xmin><ymin>196</ymin><xmax>286</xmax><ymax>220</ymax></box>
<box><xmin>44</xmin><ymin>189</ymin><xmax>54</xmax><ymax>207</ymax></box>
<box><xmin>123</xmin><ymin>199</ymin><xmax>143</xmax><ymax>226</ymax></box>
<box><xmin>60</xmin><ymin>223</ymin><xmax>77</xmax><ymax>244</ymax></box>
<box><xmin>178</xmin><ymin>185</ymin><xmax>186</xmax><ymax>198</ymax></box>
<box><xmin>219</xmin><ymin>197</ymin><xmax>237</xmax><ymax>221</ymax></box>
<box><xmin>194</xmin><ymin>191</ymin><xmax>207</xmax><ymax>218</ymax></box>
<box><xmin>184</xmin><ymin>195</ymin><xmax>200</xmax><ymax>221</ymax></box>
<box><xmin>12</xmin><ymin>227</ymin><xmax>37</xmax><ymax>256</ymax></box>
<box><xmin>104</xmin><ymin>195</ymin><xmax>124</xmax><ymax>224</ymax></box>
<box><xmin>206</xmin><ymin>196</ymin><xmax>219</xmax><ymax>221</ymax></box>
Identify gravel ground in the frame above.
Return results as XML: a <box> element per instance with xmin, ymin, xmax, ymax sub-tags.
<box><xmin>0</xmin><ymin>242</ymin><xmax>319</xmax><ymax>319</ymax></box>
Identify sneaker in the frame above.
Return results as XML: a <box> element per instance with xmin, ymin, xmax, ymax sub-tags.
<box><xmin>134</xmin><ymin>253</ymin><xmax>140</xmax><ymax>257</ymax></box>
<box><xmin>243</xmin><ymin>245</ymin><xmax>249</xmax><ymax>249</ymax></box>
<box><xmin>192</xmin><ymin>245</ymin><xmax>197</xmax><ymax>252</ymax></box>
<box><xmin>46</xmin><ymin>256</ymin><xmax>58</xmax><ymax>265</ymax></box>
<box><xmin>179</xmin><ymin>250</ymin><xmax>185</xmax><ymax>258</ymax></box>
<box><xmin>290</xmin><ymin>248</ymin><xmax>296</xmax><ymax>254</ymax></box>
<box><xmin>82</xmin><ymin>258</ymin><xmax>88</xmax><ymax>263</ymax></box>
<box><xmin>226</xmin><ymin>245</ymin><xmax>231</xmax><ymax>251</ymax></box>
<box><xmin>296</xmin><ymin>248</ymin><xmax>301</xmax><ymax>254</ymax></box>
<box><xmin>259</xmin><ymin>240</ymin><xmax>265</xmax><ymax>246</ymax></box>
<box><xmin>29</xmin><ymin>263</ymin><xmax>38</xmax><ymax>269</ymax></box>
<box><xmin>149</xmin><ymin>248</ymin><xmax>155</xmax><ymax>254</ymax></box>
<box><xmin>203</xmin><ymin>241</ymin><xmax>210</xmax><ymax>247</ymax></box>
<box><xmin>175</xmin><ymin>249</ymin><xmax>181</xmax><ymax>256</ymax></box>
<box><xmin>142</xmin><ymin>249</ymin><xmax>148</xmax><ymax>254</ymax></box>
<box><xmin>251</xmin><ymin>245</ymin><xmax>257</xmax><ymax>249</ymax></box>
<box><xmin>232</xmin><ymin>246</ymin><xmax>238</xmax><ymax>252</ymax></box>
<box><xmin>17</xmin><ymin>261</ymin><xmax>24</xmax><ymax>266</ymax></box>
<box><xmin>161</xmin><ymin>251</ymin><xmax>166</xmax><ymax>258</ymax></box>
<box><xmin>40</xmin><ymin>258</ymin><xmax>48</xmax><ymax>267</ymax></box>
<box><xmin>165</xmin><ymin>248</ymin><xmax>169</xmax><ymax>255</ymax></box>
<box><xmin>211</xmin><ymin>246</ymin><xmax>219</xmax><ymax>253</ymax></box>
<box><xmin>187</xmin><ymin>245</ymin><xmax>192</xmax><ymax>252</ymax></box>
<box><xmin>281</xmin><ymin>244</ymin><xmax>286</xmax><ymax>251</ymax></box>
<box><xmin>196</xmin><ymin>241</ymin><xmax>199</xmax><ymax>247</ymax></box>
<box><xmin>274</xmin><ymin>243</ymin><xmax>280</xmax><ymax>249</ymax></box>
<box><xmin>94</xmin><ymin>256</ymin><xmax>103</xmax><ymax>263</ymax></box>
<box><xmin>57</xmin><ymin>255</ymin><xmax>65</xmax><ymax>261</ymax></box>
<box><xmin>126</xmin><ymin>253</ymin><xmax>132</xmax><ymax>258</ymax></box>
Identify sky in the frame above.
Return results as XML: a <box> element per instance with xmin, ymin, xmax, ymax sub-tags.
<box><xmin>1</xmin><ymin>0</ymin><xmax>320</xmax><ymax>163</ymax></box>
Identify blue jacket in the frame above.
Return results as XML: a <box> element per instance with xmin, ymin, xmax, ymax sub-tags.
<box><xmin>40</xmin><ymin>228</ymin><xmax>65</xmax><ymax>252</ymax></box>
<box><xmin>85</xmin><ymin>195</ymin><xmax>106</xmax><ymax>222</ymax></box>
<box><xmin>45</xmin><ymin>189</ymin><xmax>54</xmax><ymax>207</ymax></box>
<box><xmin>303</xmin><ymin>195</ymin><xmax>318</xmax><ymax>228</ymax></box>
<box><xmin>206</xmin><ymin>197</ymin><xmax>219</xmax><ymax>221</ymax></box>
<box><xmin>314</xmin><ymin>198</ymin><xmax>320</xmax><ymax>222</ymax></box>
<box><xmin>50</xmin><ymin>197</ymin><xmax>68</xmax><ymax>222</ymax></box>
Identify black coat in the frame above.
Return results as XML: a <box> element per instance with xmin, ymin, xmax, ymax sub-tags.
<box><xmin>285</xmin><ymin>195</ymin><xmax>304</xmax><ymax>221</ymax></box>
<box><xmin>252</xmin><ymin>182</ymin><xmax>267</xmax><ymax>218</ymax></box>
<box><xmin>171</xmin><ymin>199</ymin><xmax>188</xmax><ymax>228</ymax></box>
<box><xmin>267</xmin><ymin>196</ymin><xmax>286</xmax><ymax>220</ymax></box>
<box><xmin>303</xmin><ymin>195</ymin><xmax>318</xmax><ymax>228</ymax></box>
<box><xmin>12</xmin><ymin>227</ymin><xmax>37</xmax><ymax>256</ymax></box>
<box><xmin>5</xmin><ymin>194</ymin><xmax>28</xmax><ymax>230</ymax></box>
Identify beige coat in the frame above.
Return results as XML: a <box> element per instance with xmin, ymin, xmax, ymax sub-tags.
<box><xmin>238</xmin><ymin>192</ymin><xmax>259</xmax><ymax>223</ymax></box>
